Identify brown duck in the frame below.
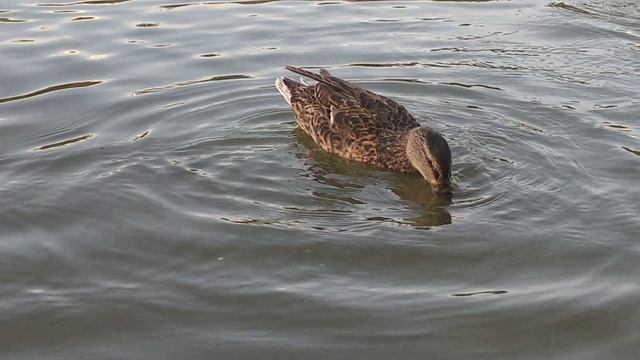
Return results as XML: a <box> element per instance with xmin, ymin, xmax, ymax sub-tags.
<box><xmin>276</xmin><ymin>66</ymin><xmax>452</xmax><ymax>194</ymax></box>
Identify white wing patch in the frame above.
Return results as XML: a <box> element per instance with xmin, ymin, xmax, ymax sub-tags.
<box><xmin>330</xmin><ymin>106</ymin><xmax>336</xmax><ymax>126</ymax></box>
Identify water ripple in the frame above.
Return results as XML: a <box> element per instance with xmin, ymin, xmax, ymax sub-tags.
<box><xmin>34</xmin><ymin>134</ymin><xmax>94</xmax><ymax>150</ymax></box>
<box><xmin>0</xmin><ymin>17</ymin><xmax>28</xmax><ymax>23</ymax></box>
<box><xmin>440</xmin><ymin>82</ymin><xmax>503</xmax><ymax>91</ymax></box>
<box><xmin>452</xmin><ymin>290</ymin><xmax>508</xmax><ymax>297</ymax></box>
<box><xmin>132</xmin><ymin>75</ymin><xmax>252</xmax><ymax>96</ymax></box>
<box><xmin>0</xmin><ymin>81</ymin><xmax>102</xmax><ymax>105</ymax></box>
<box><xmin>622</xmin><ymin>146</ymin><xmax>640</xmax><ymax>157</ymax></box>
<box><xmin>37</xmin><ymin>0</ymin><xmax>130</xmax><ymax>7</ymax></box>
<box><xmin>159</xmin><ymin>3</ymin><xmax>196</xmax><ymax>10</ymax></box>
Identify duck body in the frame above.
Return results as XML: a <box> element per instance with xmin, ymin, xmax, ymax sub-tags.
<box><xmin>276</xmin><ymin>66</ymin><xmax>452</xmax><ymax>193</ymax></box>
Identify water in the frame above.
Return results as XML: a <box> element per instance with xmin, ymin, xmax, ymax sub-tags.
<box><xmin>1</xmin><ymin>0</ymin><xmax>639</xmax><ymax>358</ymax></box>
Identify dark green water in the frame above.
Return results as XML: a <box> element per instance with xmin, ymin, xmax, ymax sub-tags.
<box><xmin>1</xmin><ymin>0</ymin><xmax>639</xmax><ymax>359</ymax></box>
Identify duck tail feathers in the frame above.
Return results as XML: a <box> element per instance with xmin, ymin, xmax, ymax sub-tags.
<box><xmin>285</xmin><ymin>66</ymin><xmax>326</xmax><ymax>83</ymax></box>
<box><xmin>275</xmin><ymin>77</ymin><xmax>299</xmax><ymax>105</ymax></box>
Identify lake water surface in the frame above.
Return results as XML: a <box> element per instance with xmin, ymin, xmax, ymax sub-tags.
<box><xmin>1</xmin><ymin>0</ymin><xmax>639</xmax><ymax>359</ymax></box>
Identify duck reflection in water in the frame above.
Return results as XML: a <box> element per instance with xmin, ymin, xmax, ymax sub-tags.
<box><xmin>294</xmin><ymin>128</ymin><xmax>452</xmax><ymax>228</ymax></box>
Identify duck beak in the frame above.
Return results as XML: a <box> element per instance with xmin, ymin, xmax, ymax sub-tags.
<box><xmin>432</xmin><ymin>182</ymin><xmax>452</xmax><ymax>196</ymax></box>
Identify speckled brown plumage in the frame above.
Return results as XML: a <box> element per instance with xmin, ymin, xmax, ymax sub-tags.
<box><xmin>276</xmin><ymin>66</ymin><xmax>452</xmax><ymax>192</ymax></box>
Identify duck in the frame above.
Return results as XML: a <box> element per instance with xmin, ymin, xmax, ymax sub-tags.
<box><xmin>276</xmin><ymin>66</ymin><xmax>452</xmax><ymax>194</ymax></box>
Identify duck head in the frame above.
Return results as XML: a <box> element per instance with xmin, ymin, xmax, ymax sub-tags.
<box><xmin>405</xmin><ymin>127</ymin><xmax>452</xmax><ymax>195</ymax></box>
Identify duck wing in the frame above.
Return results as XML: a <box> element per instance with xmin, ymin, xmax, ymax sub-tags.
<box><xmin>285</xmin><ymin>66</ymin><xmax>420</xmax><ymax>132</ymax></box>
<box><xmin>284</xmin><ymin>78</ymin><xmax>406</xmax><ymax>168</ymax></box>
